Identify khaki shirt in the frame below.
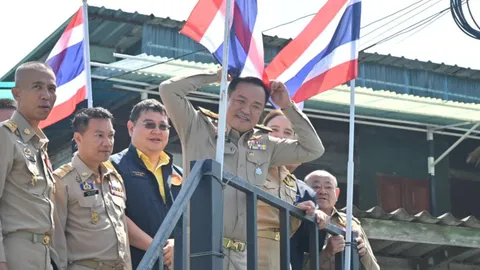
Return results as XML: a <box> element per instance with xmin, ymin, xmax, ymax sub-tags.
<box><xmin>158</xmin><ymin>70</ymin><xmax>325</xmax><ymax>241</ymax></box>
<box><xmin>257</xmin><ymin>166</ymin><xmax>300</xmax><ymax>234</ymax></box>
<box><xmin>53</xmin><ymin>154</ymin><xmax>131</xmax><ymax>270</ymax></box>
<box><xmin>0</xmin><ymin>112</ymin><xmax>56</xmax><ymax>262</ymax></box>
<box><xmin>318</xmin><ymin>209</ymin><xmax>379</xmax><ymax>270</ymax></box>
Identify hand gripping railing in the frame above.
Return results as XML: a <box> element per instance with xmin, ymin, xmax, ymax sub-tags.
<box><xmin>137</xmin><ymin>159</ymin><xmax>360</xmax><ymax>270</ymax></box>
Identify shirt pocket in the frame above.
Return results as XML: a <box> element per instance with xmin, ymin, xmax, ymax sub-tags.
<box><xmin>245</xmin><ymin>152</ymin><xmax>269</xmax><ymax>186</ymax></box>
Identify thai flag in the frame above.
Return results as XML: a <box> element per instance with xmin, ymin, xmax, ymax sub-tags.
<box><xmin>265</xmin><ymin>0</ymin><xmax>362</xmax><ymax>109</ymax></box>
<box><xmin>40</xmin><ymin>7</ymin><xmax>87</xmax><ymax>129</ymax></box>
<box><xmin>180</xmin><ymin>0</ymin><xmax>264</xmax><ymax>78</ymax></box>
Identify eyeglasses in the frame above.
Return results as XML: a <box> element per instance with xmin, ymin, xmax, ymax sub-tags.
<box><xmin>142</xmin><ymin>122</ymin><xmax>170</xmax><ymax>131</ymax></box>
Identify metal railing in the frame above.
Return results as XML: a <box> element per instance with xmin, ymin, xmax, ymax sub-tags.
<box><xmin>137</xmin><ymin>159</ymin><xmax>360</xmax><ymax>270</ymax></box>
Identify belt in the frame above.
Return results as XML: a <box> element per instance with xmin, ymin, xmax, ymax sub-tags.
<box><xmin>223</xmin><ymin>237</ymin><xmax>246</xmax><ymax>252</ymax></box>
<box><xmin>258</xmin><ymin>230</ymin><xmax>280</xmax><ymax>241</ymax></box>
<box><xmin>73</xmin><ymin>259</ymin><xmax>122</xmax><ymax>270</ymax></box>
<box><xmin>7</xmin><ymin>231</ymin><xmax>51</xmax><ymax>245</ymax></box>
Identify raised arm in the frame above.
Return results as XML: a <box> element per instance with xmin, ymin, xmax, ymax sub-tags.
<box><xmin>267</xmin><ymin>81</ymin><xmax>324</xmax><ymax>166</ymax></box>
<box><xmin>158</xmin><ymin>70</ymin><xmax>218</xmax><ymax>142</ymax></box>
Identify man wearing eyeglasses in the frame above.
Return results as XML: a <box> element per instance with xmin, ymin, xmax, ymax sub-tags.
<box><xmin>111</xmin><ymin>99</ymin><xmax>183</xmax><ymax>270</ymax></box>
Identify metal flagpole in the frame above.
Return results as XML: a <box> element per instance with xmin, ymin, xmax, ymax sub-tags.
<box><xmin>215</xmin><ymin>0</ymin><xmax>233</xmax><ymax>175</ymax></box>
<box><xmin>344</xmin><ymin>15</ymin><xmax>360</xmax><ymax>270</ymax></box>
<box><xmin>82</xmin><ymin>0</ymin><xmax>93</xmax><ymax>108</ymax></box>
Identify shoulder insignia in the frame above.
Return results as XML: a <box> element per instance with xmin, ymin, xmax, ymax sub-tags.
<box><xmin>255</xmin><ymin>124</ymin><xmax>272</xmax><ymax>133</ymax></box>
<box><xmin>2</xmin><ymin>120</ymin><xmax>18</xmax><ymax>133</ymax></box>
<box><xmin>337</xmin><ymin>212</ymin><xmax>360</xmax><ymax>225</ymax></box>
<box><xmin>198</xmin><ymin>107</ymin><xmax>218</xmax><ymax>120</ymax></box>
<box><xmin>104</xmin><ymin>160</ymin><xmax>122</xmax><ymax>179</ymax></box>
<box><xmin>53</xmin><ymin>163</ymin><xmax>74</xmax><ymax>179</ymax></box>
<box><xmin>283</xmin><ymin>174</ymin><xmax>296</xmax><ymax>188</ymax></box>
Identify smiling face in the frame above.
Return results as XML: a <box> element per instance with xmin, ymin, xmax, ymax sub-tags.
<box><xmin>12</xmin><ymin>65</ymin><xmax>56</xmax><ymax>125</ymax></box>
<box><xmin>226</xmin><ymin>82</ymin><xmax>266</xmax><ymax>133</ymax></box>
<box><xmin>128</xmin><ymin>110</ymin><xmax>170</xmax><ymax>156</ymax></box>
<box><xmin>265</xmin><ymin>114</ymin><xmax>295</xmax><ymax>140</ymax></box>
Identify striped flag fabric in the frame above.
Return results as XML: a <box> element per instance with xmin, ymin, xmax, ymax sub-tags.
<box><xmin>265</xmin><ymin>0</ymin><xmax>362</xmax><ymax>109</ymax></box>
<box><xmin>40</xmin><ymin>7</ymin><xmax>87</xmax><ymax>129</ymax></box>
<box><xmin>180</xmin><ymin>0</ymin><xmax>264</xmax><ymax>78</ymax></box>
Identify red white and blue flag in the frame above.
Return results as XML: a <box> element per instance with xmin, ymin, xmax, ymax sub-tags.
<box><xmin>180</xmin><ymin>0</ymin><xmax>264</xmax><ymax>78</ymax></box>
<box><xmin>40</xmin><ymin>7</ymin><xmax>87</xmax><ymax>129</ymax></box>
<box><xmin>265</xmin><ymin>0</ymin><xmax>362</xmax><ymax>109</ymax></box>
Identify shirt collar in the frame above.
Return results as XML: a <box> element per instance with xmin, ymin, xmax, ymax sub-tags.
<box><xmin>72</xmin><ymin>152</ymin><xmax>112</xmax><ymax>183</ymax></box>
<box><xmin>11</xmin><ymin>111</ymin><xmax>48</xmax><ymax>147</ymax></box>
<box><xmin>136</xmin><ymin>149</ymin><xmax>170</xmax><ymax>167</ymax></box>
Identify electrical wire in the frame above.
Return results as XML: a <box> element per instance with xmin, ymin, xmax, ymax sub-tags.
<box><xmin>361</xmin><ymin>6</ymin><xmax>453</xmax><ymax>51</ymax></box>
<box><xmin>394</xmin><ymin>7</ymin><xmax>450</xmax><ymax>44</ymax></box>
<box><xmin>361</xmin><ymin>0</ymin><xmax>437</xmax><ymax>39</ymax></box>
<box><xmin>361</xmin><ymin>0</ymin><xmax>443</xmax><ymax>47</ymax></box>
<box><xmin>450</xmin><ymin>0</ymin><xmax>480</xmax><ymax>39</ymax></box>
<box><xmin>361</xmin><ymin>0</ymin><xmax>426</xmax><ymax>29</ymax></box>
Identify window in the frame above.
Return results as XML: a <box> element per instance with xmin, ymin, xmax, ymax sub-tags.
<box><xmin>377</xmin><ymin>175</ymin><xmax>430</xmax><ymax>214</ymax></box>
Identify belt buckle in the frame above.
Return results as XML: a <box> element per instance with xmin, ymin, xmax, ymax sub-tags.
<box><xmin>274</xmin><ymin>232</ymin><xmax>280</xmax><ymax>241</ymax></box>
<box><xmin>235</xmin><ymin>242</ymin><xmax>246</xmax><ymax>252</ymax></box>
<box><xmin>42</xmin><ymin>235</ymin><xmax>51</xmax><ymax>245</ymax></box>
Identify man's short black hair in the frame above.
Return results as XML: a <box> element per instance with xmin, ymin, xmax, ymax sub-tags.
<box><xmin>0</xmin><ymin>98</ymin><xmax>17</xmax><ymax>110</ymax></box>
<box><xmin>72</xmin><ymin>107</ymin><xmax>114</xmax><ymax>134</ymax></box>
<box><xmin>227</xmin><ymin>77</ymin><xmax>270</xmax><ymax>105</ymax></box>
<box><xmin>129</xmin><ymin>99</ymin><xmax>167</xmax><ymax>123</ymax></box>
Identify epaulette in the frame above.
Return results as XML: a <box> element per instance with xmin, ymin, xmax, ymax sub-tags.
<box><xmin>2</xmin><ymin>120</ymin><xmax>18</xmax><ymax>133</ymax></box>
<box><xmin>255</xmin><ymin>124</ymin><xmax>272</xmax><ymax>133</ymax></box>
<box><xmin>53</xmin><ymin>163</ymin><xmax>74</xmax><ymax>179</ymax></box>
<box><xmin>198</xmin><ymin>107</ymin><xmax>218</xmax><ymax>120</ymax></box>
<box><xmin>199</xmin><ymin>106</ymin><xmax>272</xmax><ymax>132</ymax></box>
<box><xmin>337</xmin><ymin>211</ymin><xmax>360</xmax><ymax>224</ymax></box>
<box><xmin>104</xmin><ymin>160</ymin><xmax>122</xmax><ymax>179</ymax></box>
<box><xmin>283</xmin><ymin>174</ymin><xmax>296</xmax><ymax>188</ymax></box>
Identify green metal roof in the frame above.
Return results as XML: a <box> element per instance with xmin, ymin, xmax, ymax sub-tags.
<box><xmin>90</xmin><ymin>54</ymin><xmax>480</xmax><ymax>128</ymax></box>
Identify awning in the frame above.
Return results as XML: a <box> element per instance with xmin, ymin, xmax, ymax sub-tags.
<box><xmin>90</xmin><ymin>53</ymin><xmax>480</xmax><ymax>132</ymax></box>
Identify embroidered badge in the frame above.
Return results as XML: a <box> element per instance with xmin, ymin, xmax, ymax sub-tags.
<box><xmin>80</xmin><ymin>181</ymin><xmax>95</xmax><ymax>191</ymax></box>
<box><xmin>247</xmin><ymin>139</ymin><xmax>266</xmax><ymax>150</ymax></box>
<box><xmin>91</xmin><ymin>211</ymin><xmax>99</xmax><ymax>224</ymax></box>
<box><xmin>283</xmin><ymin>176</ymin><xmax>295</xmax><ymax>188</ymax></box>
<box><xmin>131</xmin><ymin>171</ymin><xmax>145</xmax><ymax>177</ymax></box>
<box><xmin>109</xmin><ymin>179</ymin><xmax>124</xmax><ymax>197</ymax></box>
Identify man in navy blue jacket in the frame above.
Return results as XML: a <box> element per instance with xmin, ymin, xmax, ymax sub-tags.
<box><xmin>290</xmin><ymin>179</ymin><xmax>327</xmax><ymax>270</ymax></box>
<box><xmin>111</xmin><ymin>99</ymin><xmax>182</xmax><ymax>270</ymax></box>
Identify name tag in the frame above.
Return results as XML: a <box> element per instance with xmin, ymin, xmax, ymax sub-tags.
<box><xmin>84</xmin><ymin>190</ymin><xmax>99</xmax><ymax>197</ymax></box>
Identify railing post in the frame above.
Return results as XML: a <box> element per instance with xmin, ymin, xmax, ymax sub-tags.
<box><xmin>173</xmin><ymin>212</ymin><xmax>187</xmax><ymax>270</ymax></box>
<box><xmin>335</xmin><ymin>231</ymin><xmax>360</xmax><ymax>270</ymax></box>
<box><xmin>189</xmin><ymin>159</ymin><xmax>224</xmax><ymax>270</ymax></box>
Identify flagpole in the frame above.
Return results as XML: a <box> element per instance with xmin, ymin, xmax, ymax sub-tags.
<box><xmin>215</xmin><ymin>0</ymin><xmax>233</xmax><ymax>175</ymax></box>
<box><xmin>82</xmin><ymin>0</ymin><xmax>93</xmax><ymax>108</ymax></box>
<box><xmin>344</xmin><ymin>21</ymin><xmax>360</xmax><ymax>270</ymax></box>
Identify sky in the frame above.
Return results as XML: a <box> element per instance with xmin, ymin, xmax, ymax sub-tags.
<box><xmin>0</xmin><ymin>0</ymin><xmax>479</xmax><ymax>78</ymax></box>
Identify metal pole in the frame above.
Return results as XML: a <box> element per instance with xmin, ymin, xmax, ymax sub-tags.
<box><xmin>427</xmin><ymin>128</ymin><xmax>436</xmax><ymax>215</ymax></box>
<box><xmin>215</xmin><ymin>0</ymin><xmax>233</xmax><ymax>175</ymax></box>
<box><xmin>82</xmin><ymin>0</ymin><xmax>93</xmax><ymax>108</ymax></box>
<box><xmin>344</xmin><ymin>78</ymin><xmax>356</xmax><ymax>270</ymax></box>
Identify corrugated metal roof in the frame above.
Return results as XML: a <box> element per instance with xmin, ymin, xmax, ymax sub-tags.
<box><xmin>2</xmin><ymin>5</ymin><xmax>479</xmax><ymax>83</ymax></box>
<box><xmin>342</xmin><ymin>205</ymin><xmax>480</xmax><ymax>228</ymax></box>
<box><xmin>91</xmin><ymin>54</ymin><xmax>480</xmax><ymax>126</ymax></box>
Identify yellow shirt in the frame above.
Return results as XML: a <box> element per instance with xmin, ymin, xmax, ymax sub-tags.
<box><xmin>137</xmin><ymin>150</ymin><xmax>170</xmax><ymax>203</ymax></box>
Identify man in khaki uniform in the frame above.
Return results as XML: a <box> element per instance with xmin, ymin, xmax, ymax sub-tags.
<box><xmin>0</xmin><ymin>62</ymin><xmax>59</xmax><ymax>270</ymax></box>
<box><xmin>304</xmin><ymin>170</ymin><xmax>379</xmax><ymax>270</ymax></box>
<box><xmin>0</xmin><ymin>98</ymin><xmax>17</xmax><ymax>121</ymax></box>
<box><xmin>159</xmin><ymin>69</ymin><xmax>327</xmax><ymax>269</ymax></box>
<box><xmin>53</xmin><ymin>108</ymin><xmax>131</xmax><ymax>270</ymax></box>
